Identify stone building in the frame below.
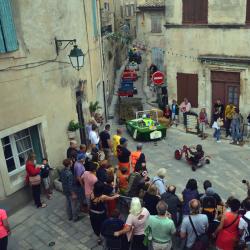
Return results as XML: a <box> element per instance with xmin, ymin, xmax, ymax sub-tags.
<box><xmin>165</xmin><ymin>0</ymin><xmax>250</xmax><ymax>121</ymax></box>
<box><xmin>136</xmin><ymin>0</ymin><xmax>165</xmax><ymax>71</ymax></box>
<box><xmin>0</xmin><ymin>0</ymin><xmax>103</xmax><ymax>212</ymax></box>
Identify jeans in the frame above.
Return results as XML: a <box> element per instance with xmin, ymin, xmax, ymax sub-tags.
<box><xmin>65</xmin><ymin>195</ymin><xmax>79</xmax><ymax>220</ymax></box>
<box><xmin>0</xmin><ymin>236</ymin><xmax>8</xmax><ymax>250</ymax></box>
<box><xmin>74</xmin><ymin>185</ymin><xmax>86</xmax><ymax>207</ymax></box>
<box><xmin>213</xmin><ymin>129</ymin><xmax>221</xmax><ymax>141</ymax></box>
<box><xmin>31</xmin><ymin>184</ymin><xmax>42</xmax><ymax>207</ymax></box>
<box><xmin>231</xmin><ymin>124</ymin><xmax>241</xmax><ymax>142</ymax></box>
<box><xmin>225</xmin><ymin>118</ymin><xmax>232</xmax><ymax>137</ymax></box>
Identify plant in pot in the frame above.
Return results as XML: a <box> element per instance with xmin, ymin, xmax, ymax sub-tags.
<box><xmin>67</xmin><ymin>120</ymin><xmax>80</xmax><ymax>139</ymax></box>
<box><xmin>89</xmin><ymin>101</ymin><xmax>102</xmax><ymax>117</ymax></box>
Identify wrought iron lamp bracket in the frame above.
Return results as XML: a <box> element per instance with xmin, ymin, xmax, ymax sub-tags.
<box><xmin>55</xmin><ymin>38</ymin><xmax>77</xmax><ymax>55</ymax></box>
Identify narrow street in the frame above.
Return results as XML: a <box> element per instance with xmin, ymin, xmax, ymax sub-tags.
<box><xmin>7</xmin><ymin>55</ymin><xmax>250</xmax><ymax>250</ymax></box>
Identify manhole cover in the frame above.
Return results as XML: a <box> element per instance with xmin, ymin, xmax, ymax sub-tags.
<box><xmin>48</xmin><ymin>241</ymin><xmax>55</xmax><ymax>247</ymax></box>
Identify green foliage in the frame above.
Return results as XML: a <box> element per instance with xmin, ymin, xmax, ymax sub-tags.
<box><xmin>106</xmin><ymin>32</ymin><xmax>131</xmax><ymax>45</ymax></box>
<box><xmin>68</xmin><ymin>120</ymin><xmax>80</xmax><ymax>132</ymax></box>
<box><xmin>89</xmin><ymin>101</ymin><xmax>102</xmax><ymax>113</ymax></box>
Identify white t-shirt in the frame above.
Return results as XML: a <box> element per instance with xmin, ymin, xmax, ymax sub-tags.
<box><xmin>239</xmin><ymin>211</ymin><xmax>250</xmax><ymax>243</ymax></box>
<box><xmin>89</xmin><ymin>130</ymin><xmax>99</xmax><ymax>144</ymax></box>
<box><xmin>126</xmin><ymin>207</ymin><xmax>150</xmax><ymax>235</ymax></box>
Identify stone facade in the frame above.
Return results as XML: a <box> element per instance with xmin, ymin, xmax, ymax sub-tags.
<box><xmin>165</xmin><ymin>0</ymin><xmax>250</xmax><ymax>120</ymax></box>
<box><xmin>136</xmin><ymin>0</ymin><xmax>165</xmax><ymax>70</ymax></box>
<box><xmin>0</xmin><ymin>0</ymin><xmax>103</xmax><ymax>209</ymax></box>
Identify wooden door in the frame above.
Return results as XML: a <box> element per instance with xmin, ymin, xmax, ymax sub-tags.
<box><xmin>211</xmin><ymin>71</ymin><xmax>240</xmax><ymax>117</ymax></box>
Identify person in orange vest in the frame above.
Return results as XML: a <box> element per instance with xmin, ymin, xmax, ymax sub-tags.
<box><xmin>130</xmin><ymin>143</ymin><xmax>146</xmax><ymax>172</ymax></box>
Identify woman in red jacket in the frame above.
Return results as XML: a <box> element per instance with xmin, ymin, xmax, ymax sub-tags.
<box><xmin>26</xmin><ymin>153</ymin><xmax>47</xmax><ymax>208</ymax></box>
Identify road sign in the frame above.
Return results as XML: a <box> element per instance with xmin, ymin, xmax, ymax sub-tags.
<box><xmin>152</xmin><ymin>71</ymin><xmax>164</xmax><ymax>86</ymax></box>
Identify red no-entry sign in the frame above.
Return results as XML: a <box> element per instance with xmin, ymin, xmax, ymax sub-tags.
<box><xmin>152</xmin><ymin>71</ymin><xmax>164</xmax><ymax>85</ymax></box>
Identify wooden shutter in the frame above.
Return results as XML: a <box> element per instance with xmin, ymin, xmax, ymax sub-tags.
<box><xmin>183</xmin><ymin>0</ymin><xmax>208</xmax><ymax>24</ymax></box>
<box><xmin>151</xmin><ymin>15</ymin><xmax>161</xmax><ymax>33</ymax></box>
<box><xmin>196</xmin><ymin>0</ymin><xmax>208</xmax><ymax>24</ymax></box>
<box><xmin>183</xmin><ymin>0</ymin><xmax>194</xmax><ymax>24</ymax></box>
<box><xmin>177</xmin><ymin>73</ymin><xmax>198</xmax><ymax>107</ymax></box>
<box><xmin>0</xmin><ymin>0</ymin><xmax>18</xmax><ymax>53</ymax></box>
<box><xmin>246</xmin><ymin>0</ymin><xmax>250</xmax><ymax>23</ymax></box>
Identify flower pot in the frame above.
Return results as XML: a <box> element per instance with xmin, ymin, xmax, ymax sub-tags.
<box><xmin>67</xmin><ymin>131</ymin><xmax>76</xmax><ymax>139</ymax></box>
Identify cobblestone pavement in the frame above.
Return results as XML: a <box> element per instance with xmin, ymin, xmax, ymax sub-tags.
<box><xmin>8</xmin><ymin>56</ymin><xmax>250</xmax><ymax>249</ymax></box>
<box><xmin>8</xmin><ymin>125</ymin><xmax>250</xmax><ymax>250</ymax></box>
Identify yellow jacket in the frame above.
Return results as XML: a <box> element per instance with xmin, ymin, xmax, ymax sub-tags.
<box><xmin>225</xmin><ymin>105</ymin><xmax>235</xmax><ymax>119</ymax></box>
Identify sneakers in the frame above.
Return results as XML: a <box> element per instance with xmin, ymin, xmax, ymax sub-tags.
<box><xmin>237</xmin><ymin>141</ymin><xmax>240</xmax><ymax>145</ymax></box>
<box><xmin>216</xmin><ymin>140</ymin><xmax>221</xmax><ymax>143</ymax></box>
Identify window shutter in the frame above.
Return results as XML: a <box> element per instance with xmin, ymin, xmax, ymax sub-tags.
<box><xmin>92</xmin><ymin>0</ymin><xmax>98</xmax><ymax>38</ymax></box>
<box><xmin>0</xmin><ymin>0</ymin><xmax>18</xmax><ymax>53</ymax></box>
<box><xmin>246</xmin><ymin>0</ymin><xmax>250</xmax><ymax>23</ymax></box>
<box><xmin>183</xmin><ymin>0</ymin><xmax>208</xmax><ymax>24</ymax></box>
<box><xmin>177</xmin><ymin>73</ymin><xmax>198</xmax><ymax>107</ymax></box>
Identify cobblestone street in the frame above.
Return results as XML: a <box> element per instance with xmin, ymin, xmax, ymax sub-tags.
<box><xmin>8</xmin><ymin>124</ymin><xmax>250</xmax><ymax>249</ymax></box>
<box><xmin>7</xmin><ymin>52</ymin><xmax>250</xmax><ymax>250</ymax></box>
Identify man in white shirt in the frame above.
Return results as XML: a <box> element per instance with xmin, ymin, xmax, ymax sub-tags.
<box><xmin>239</xmin><ymin>198</ymin><xmax>250</xmax><ymax>249</ymax></box>
<box><xmin>89</xmin><ymin>124</ymin><xmax>100</xmax><ymax>149</ymax></box>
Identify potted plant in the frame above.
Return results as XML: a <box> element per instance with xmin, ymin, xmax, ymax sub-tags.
<box><xmin>67</xmin><ymin>120</ymin><xmax>80</xmax><ymax>139</ymax></box>
<box><xmin>89</xmin><ymin>101</ymin><xmax>102</xmax><ymax>116</ymax></box>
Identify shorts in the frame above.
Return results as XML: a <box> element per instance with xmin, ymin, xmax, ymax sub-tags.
<box><xmin>42</xmin><ymin>177</ymin><xmax>50</xmax><ymax>190</ymax></box>
<box><xmin>103</xmin><ymin>148</ymin><xmax>111</xmax><ymax>160</ymax></box>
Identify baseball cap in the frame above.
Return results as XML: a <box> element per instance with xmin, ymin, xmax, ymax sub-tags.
<box><xmin>77</xmin><ymin>152</ymin><xmax>86</xmax><ymax>161</ymax></box>
<box><xmin>120</xmin><ymin>137</ymin><xmax>127</xmax><ymax>145</ymax></box>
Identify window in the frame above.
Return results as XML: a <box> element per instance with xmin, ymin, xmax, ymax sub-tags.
<box><xmin>125</xmin><ymin>5</ymin><xmax>131</xmax><ymax>17</ymax></box>
<box><xmin>246</xmin><ymin>0</ymin><xmax>250</xmax><ymax>23</ymax></box>
<box><xmin>1</xmin><ymin>126</ymin><xmax>42</xmax><ymax>174</ymax></box>
<box><xmin>0</xmin><ymin>0</ymin><xmax>19</xmax><ymax>53</ymax></box>
<box><xmin>177</xmin><ymin>73</ymin><xmax>198</xmax><ymax>107</ymax></box>
<box><xmin>131</xmin><ymin>4</ymin><xmax>134</xmax><ymax>16</ymax></box>
<box><xmin>182</xmin><ymin>0</ymin><xmax>208</xmax><ymax>24</ymax></box>
<box><xmin>151</xmin><ymin>15</ymin><xmax>162</xmax><ymax>33</ymax></box>
<box><xmin>104</xmin><ymin>2</ymin><xmax>109</xmax><ymax>11</ymax></box>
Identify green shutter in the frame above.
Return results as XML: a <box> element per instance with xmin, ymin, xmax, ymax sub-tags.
<box><xmin>0</xmin><ymin>0</ymin><xmax>18</xmax><ymax>53</ymax></box>
<box><xmin>29</xmin><ymin>126</ymin><xmax>43</xmax><ymax>164</ymax></box>
<box><xmin>92</xmin><ymin>0</ymin><xmax>98</xmax><ymax>38</ymax></box>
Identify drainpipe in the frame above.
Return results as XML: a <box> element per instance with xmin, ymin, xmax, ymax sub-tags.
<box><xmin>97</xmin><ymin>0</ymin><xmax>108</xmax><ymax>122</ymax></box>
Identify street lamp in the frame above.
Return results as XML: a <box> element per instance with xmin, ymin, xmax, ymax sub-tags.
<box><xmin>68</xmin><ymin>45</ymin><xmax>84</xmax><ymax>71</ymax></box>
<box><xmin>55</xmin><ymin>38</ymin><xmax>85</xmax><ymax>71</ymax></box>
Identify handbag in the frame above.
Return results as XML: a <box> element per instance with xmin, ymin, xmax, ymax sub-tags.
<box><xmin>29</xmin><ymin>175</ymin><xmax>41</xmax><ymax>186</ymax></box>
<box><xmin>143</xmin><ymin>226</ymin><xmax>152</xmax><ymax>246</ymax></box>
<box><xmin>189</xmin><ymin>216</ymin><xmax>209</xmax><ymax>250</ymax></box>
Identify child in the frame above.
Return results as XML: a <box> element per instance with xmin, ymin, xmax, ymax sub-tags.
<box><xmin>212</xmin><ymin>117</ymin><xmax>223</xmax><ymax>143</ymax></box>
<box><xmin>117</xmin><ymin>167</ymin><xmax>129</xmax><ymax>195</ymax></box>
<box><xmin>198</xmin><ymin>108</ymin><xmax>208</xmax><ymax>140</ymax></box>
<box><xmin>40</xmin><ymin>158</ymin><xmax>53</xmax><ymax>199</ymax></box>
<box><xmin>171</xmin><ymin>99</ymin><xmax>179</xmax><ymax>126</ymax></box>
<box><xmin>163</xmin><ymin>105</ymin><xmax>172</xmax><ymax>119</ymax></box>
<box><xmin>187</xmin><ymin>144</ymin><xmax>204</xmax><ymax>171</ymax></box>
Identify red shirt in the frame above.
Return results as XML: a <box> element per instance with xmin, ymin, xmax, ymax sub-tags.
<box><xmin>0</xmin><ymin>209</ymin><xmax>8</xmax><ymax>239</ymax></box>
<box><xmin>25</xmin><ymin>160</ymin><xmax>40</xmax><ymax>184</ymax></box>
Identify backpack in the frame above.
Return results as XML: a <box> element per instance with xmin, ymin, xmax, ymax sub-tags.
<box><xmin>201</xmin><ymin>196</ymin><xmax>217</xmax><ymax>222</ymax></box>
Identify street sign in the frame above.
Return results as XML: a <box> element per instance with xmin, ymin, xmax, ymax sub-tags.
<box><xmin>152</xmin><ymin>71</ymin><xmax>164</xmax><ymax>85</ymax></box>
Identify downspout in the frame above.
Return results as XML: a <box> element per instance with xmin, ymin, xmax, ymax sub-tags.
<box><xmin>97</xmin><ymin>0</ymin><xmax>108</xmax><ymax>122</ymax></box>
